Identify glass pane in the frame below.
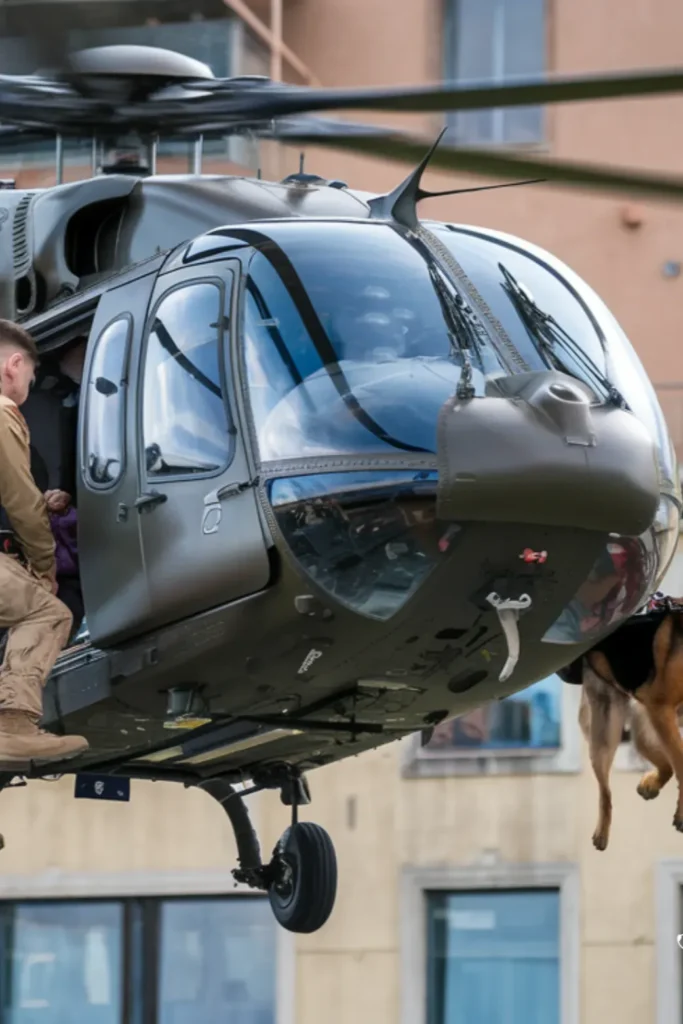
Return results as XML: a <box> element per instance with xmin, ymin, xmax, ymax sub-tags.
<box><xmin>1</xmin><ymin>901</ymin><xmax>122</xmax><ymax>1024</ymax></box>
<box><xmin>85</xmin><ymin>318</ymin><xmax>130</xmax><ymax>488</ymax></box>
<box><xmin>427</xmin><ymin>890</ymin><xmax>560</xmax><ymax>1024</ymax></box>
<box><xmin>435</xmin><ymin>225</ymin><xmax>680</xmax><ymax>498</ymax></box>
<box><xmin>157</xmin><ymin>897</ymin><xmax>276</xmax><ymax>1024</ymax></box>
<box><xmin>502</xmin><ymin>0</ymin><xmax>545</xmax><ymax>143</ymax></box>
<box><xmin>450</xmin><ymin>0</ymin><xmax>497</xmax><ymax>144</ymax></box>
<box><xmin>432</xmin><ymin>227</ymin><xmax>607</xmax><ymax>388</ymax></box>
<box><xmin>143</xmin><ymin>282</ymin><xmax>231</xmax><ymax>478</ymax></box>
<box><xmin>449</xmin><ymin>0</ymin><xmax>544</xmax><ymax>144</ymax></box>
<box><xmin>425</xmin><ymin>675</ymin><xmax>562</xmax><ymax>752</ymax></box>
<box><xmin>67</xmin><ymin>21</ymin><xmax>236</xmax><ymax>161</ymax></box>
<box><xmin>270</xmin><ymin>471</ymin><xmax>441</xmax><ymax>621</ymax></box>
<box><xmin>543</xmin><ymin>532</ymin><xmax>660</xmax><ymax>646</ymax></box>
<box><xmin>243</xmin><ymin>221</ymin><xmax>511</xmax><ymax>463</ymax></box>
<box><xmin>0</xmin><ymin>19</ymin><xmax>238</xmax><ymax>164</ymax></box>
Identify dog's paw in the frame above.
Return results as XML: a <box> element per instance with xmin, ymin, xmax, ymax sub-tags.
<box><xmin>637</xmin><ymin>772</ymin><xmax>662</xmax><ymax>801</ymax></box>
<box><xmin>592</xmin><ymin>831</ymin><xmax>608</xmax><ymax>851</ymax></box>
<box><xmin>673</xmin><ymin>815</ymin><xmax>683</xmax><ymax>834</ymax></box>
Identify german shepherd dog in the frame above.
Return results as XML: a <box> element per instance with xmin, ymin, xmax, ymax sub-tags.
<box><xmin>558</xmin><ymin>596</ymin><xmax>683</xmax><ymax>850</ymax></box>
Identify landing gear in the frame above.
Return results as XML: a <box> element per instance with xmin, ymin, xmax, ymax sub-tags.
<box><xmin>198</xmin><ymin>768</ymin><xmax>338</xmax><ymax>934</ymax></box>
<box><xmin>267</xmin><ymin>821</ymin><xmax>337</xmax><ymax>933</ymax></box>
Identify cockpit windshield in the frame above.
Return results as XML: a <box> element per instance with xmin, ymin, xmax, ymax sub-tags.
<box><xmin>430</xmin><ymin>223</ymin><xmax>680</xmax><ymax>498</ymax></box>
<box><xmin>242</xmin><ymin>222</ymin><xmax>512</xmax><ymax>463</ymax></box>
<box><xmin>241</xmin><ymin>219</ymin><xmax>680</xmax><ymax>503</ymax></box>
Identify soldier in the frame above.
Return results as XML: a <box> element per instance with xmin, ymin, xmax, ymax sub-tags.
<box><xmin>0</xmin><ymin>320</ymin><xmax>88</xmax><ymax>766</ymax></box>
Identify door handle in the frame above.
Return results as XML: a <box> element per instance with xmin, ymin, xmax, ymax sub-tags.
<box><xmin>203</xmin><ymin>478</ymin><xmax>257</xmax><ymax>506</ymax></box>
<box><xmin>135</xmin><ymin>491</ymin><xmax>168</xmax><ymax>513</ymax></box>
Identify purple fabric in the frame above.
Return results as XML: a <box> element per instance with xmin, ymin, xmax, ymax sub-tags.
<box><xmin>50</xmin><ymin>506</ymin><xmax>79</xmax><ymax>578</ymax></box>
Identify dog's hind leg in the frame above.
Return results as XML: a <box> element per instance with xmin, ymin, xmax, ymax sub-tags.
<box><xmin>630</xmin><ymin>702</ymin><xmax>674</xmax><ymax>800</ymax></box>
<box><xmin>636</xmin><ymin>613</ymin><xmax>683</xmax><ymax>832</ymax></box>
<box><xmin>582</xmin><ymin>657</ymin><xmax>629</xmax><ymax>851</ymax></box>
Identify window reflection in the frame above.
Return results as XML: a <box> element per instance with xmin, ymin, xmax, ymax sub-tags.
<box><xmin>432</xmin><ymin>226</ymin><xmax>608</xmax><ymax>386</ymax></box>
<box><xmin>1</xmin><ymin>901</ymin><xmax>122</xmax><ymax>1024</ymax></box>
<box><xmin>427</xmin><ymin>890</ymin><xmax>560</xmax><ymax>1024</ymax></box>
<box><xmin>84</xmin><ymin>318</ymin><xmax>130</xmax><ymax>488</ymax></box>
<box><xmin>158</xmin><ymin>898</ymin><xmax>276</xmax><ymax>1024</ymax></box>
<box><xmin>270</xmin><ymin>471</ymin><xmax>441</xmax><ymax>621</ymax></box>
<box><xmin>243</xmin><ymin>222</ymin><xmax>511</xmax><ymax>462</ymax></box>
<box><xmin>434</xmin><ymin>224</ymin><xmax>681</xmax><ymax>499</ymax></box>
<box><xmin>143</xmin><ymin>282</ymin><xmax>231</xmax><ymax>478</ymax></box>
<box><xmin>446</xmin><ymin>0</ymin><xmax>545</xmax><ymax>146</ymax></box>
<box><xmin>0</xmin><ymin>895</ymin><xmax>277</xmax><ymax>1024</ymax></box>
<box><xmin>543</xmin><ymin>533</ymin><xmax>659</xmax><ymax>645</ymax></box>
<box><xmin>424</xmin><ymin>675</ymin><xmax>562</xmax><ymax>752</ymax></box>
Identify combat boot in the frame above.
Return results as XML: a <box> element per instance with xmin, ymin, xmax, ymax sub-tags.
<box><xmin>0</xmin><ymin>711</ymin><xmax>88</xmax><ymax>767</ymax></box>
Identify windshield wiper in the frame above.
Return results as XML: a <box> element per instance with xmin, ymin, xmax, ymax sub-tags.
<box><xmin>426</xmin><ymin>262</ymin><xmax>492</xmax><ymax>398</ymax></box>
<box><xmin>498</xmin><ymin>263</ymin><xmax>626</xmax><ymax>408</ymax></box>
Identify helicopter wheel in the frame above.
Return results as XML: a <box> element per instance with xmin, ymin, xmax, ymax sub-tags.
<box><xmin>267</xmin><ymin>821</ymin><xmax>337</xmax><ymax>934</ymax></box>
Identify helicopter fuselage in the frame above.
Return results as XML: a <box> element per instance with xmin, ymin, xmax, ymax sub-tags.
<box><xmin>0</xmin><ymin>170</ymin><xmax>676</xmax><ymax>787</ymax></box>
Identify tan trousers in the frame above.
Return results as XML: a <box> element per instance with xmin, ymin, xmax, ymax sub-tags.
<box><xmin>0</xmin><ymin>554</ymin><xmax>72</xmax><ymax>720</ymax></box>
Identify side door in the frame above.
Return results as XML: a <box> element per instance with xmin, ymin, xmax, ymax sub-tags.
<box><xmin>77</xmin><ymin>272</ymin><xmax>157</xmax><ymax>645</ymax></box>
<box><xmin>134</xmin><ymin>260</ymin><xmax>271</xmax><ymax>630</ymax></box>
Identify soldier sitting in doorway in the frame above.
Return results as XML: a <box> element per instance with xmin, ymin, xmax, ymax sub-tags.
<box><xmin>0</xmin><ymin>320</ymin><xmax>88</xmax><ymax>765</ymax></box>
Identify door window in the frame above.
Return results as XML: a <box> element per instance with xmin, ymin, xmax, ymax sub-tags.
<box><xmin>83</xmin><ymin>315</ymin><xmax>131</xmax><ymax>489</ymax></box>
<box><xmin>142</xmin><ymin>281</ymin><xmax>233</xmax><ymax>479</ymax></box>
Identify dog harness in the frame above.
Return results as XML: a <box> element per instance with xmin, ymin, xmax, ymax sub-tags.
<box><xmin>558</xmin><ymin>592</ymin><xmax>683</xmax><ymax>696</ymax></box>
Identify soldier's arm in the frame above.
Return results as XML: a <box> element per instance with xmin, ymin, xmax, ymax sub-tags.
<box><xmin>0</xmin><ymin>401</ymin><xmax>55</xmax><ymax>577</ymax></box>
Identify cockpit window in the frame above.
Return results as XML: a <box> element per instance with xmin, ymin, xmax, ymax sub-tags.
<box><xmin>83</xmin><ymin>316</ymin><xmax>131</xmax><ymax>489</ymax></box>
<box><xmin>430</xmin><ymin>225</ymin><xmax>609</xmax><ymax>388</ymax></box>
<box><xmin>242</xmin><ymin>222</ymin><xmax>512</xmax><ymax>464</ymax></box>
<box><xmin>143</xmin><ymin>280</ymin><xmax>233</xmax><ymax>478</ymax></box>
<box><xmin>431</xmin><ymin>224</ymin><xmax>681</xmax><ymax>498</ymax></box>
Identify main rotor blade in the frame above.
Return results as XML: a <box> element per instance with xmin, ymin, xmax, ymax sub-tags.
<box><xmin>277</xmin><ymin>127</ymin><xmax>683</xmax><ymax>204</ymax></box>
<box><xmin>199</xmin><ymin>65</ymin><xmax>683</xmax><ymax>119</ymax></box>
<box><xmin>1</xmin><ymin>62</ymin><xmax>683</xmax><ymax>137</ymax></box>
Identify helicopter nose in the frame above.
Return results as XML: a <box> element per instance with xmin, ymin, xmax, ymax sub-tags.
<box><xmin>436</xmin><ymin>369</ymin><xmax>660</xmax><ymax>536</ymax></box>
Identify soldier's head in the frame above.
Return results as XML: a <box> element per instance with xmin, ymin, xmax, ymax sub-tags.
<box><xmin>0</xmin><ymin>320</ymin><xmax>38</xmax><ymax>406</ymax></box>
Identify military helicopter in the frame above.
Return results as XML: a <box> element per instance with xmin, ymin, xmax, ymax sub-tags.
<box><xmin>0</xmin><ymin>41</ymin><xmax>681</xmax><ymax>934</ymax></box>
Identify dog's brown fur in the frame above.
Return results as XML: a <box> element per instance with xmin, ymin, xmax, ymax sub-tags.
<box><xmin>579</xmin><ymin>609</ymin><xmax>683</xmax><ymax>851</ymax></box>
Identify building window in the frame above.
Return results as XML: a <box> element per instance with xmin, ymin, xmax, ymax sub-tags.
<box><xmin>401</xmin><ymin>864</ymin><xmax>579</xmax><ymax>1024</ymax></box>
<box><xmin>426</xmin><ymin>889</ymin><xmax>560</xmax><ymax>1024</ymax></box>
<box><xmin>655</xmin><ymin>862</ymin><xmax>683</xmax><ymax>1024</ymax></box>
<box><xmin>84</xmin><ymin>316</ymin><xmax>131</xmax><ymax>489</ymax></box>
<box><xmin>404</xmin><ymin>674</ymin><xmax>580</xmax><ymax>776</ymax></box>
<box><xmin>143</xmin><ymin>280</ymin><xmax>233</xmax><ymax>480</ymax></box>
<box><xmin>424</xmin><ymin>674</ymin><xmax>561</xmax><ymax>753</ymax></box>
<box><xmin>0</xmin><ymin>895</ymin><xmax>276</xmax><ymax>1024</ymax></box>
<box><xmin>0</xmin><ymin>14</ymin><xmax>268</xmax><ymax>169</ymax></box>
<box><xmin>444</xmin><ymin>0</ymin><xmax>546</xmax><ymax>145</ymax></box>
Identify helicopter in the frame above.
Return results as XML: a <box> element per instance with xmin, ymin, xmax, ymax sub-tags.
<box><xmin>0</xmin><ymin>41</ymin><xmax>680</xmax><ymax>934</ymax></box>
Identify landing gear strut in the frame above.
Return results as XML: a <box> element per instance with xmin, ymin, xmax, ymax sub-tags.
<box><xmin>198</xmin><ymin>769</ymin><xmax>337</xmax><ymax>934</ymax></box>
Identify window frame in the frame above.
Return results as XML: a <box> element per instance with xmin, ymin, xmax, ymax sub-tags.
<box><xmin>401</xmin><ymin>862</ymin><xmax>580</xmax><ymax>1024</ymax></box>
<box><xmin>0</xmin><ymin>867</ymin><xmax>295</xmax><ymax>1024</ymax></box>
<box><xmin>402</xmin><ymin>678</ymin><xmax>581</xmax><ymax>777</ymax></box>
<box><xmin>82</xmin><ymin>311</ymin><xmax>133</xmax><ymax>493</ymax></box>
<box><xmin>655</xmin><ymin>861</ymin><xmax>683</xmax><ymax>1024</ymax></box>
<box><xmin>443</xmin><ymin>0</ymin><xmax>547</xmax><ymax>148</ymax></box>
<box><xmin>139</xmin><ymin>274</ymin><xmax>237</xmax><ymax>487</ymax></box>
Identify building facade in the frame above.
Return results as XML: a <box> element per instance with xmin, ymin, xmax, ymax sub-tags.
<box><xmin>0</xmin><ymin>1</ymin><xmax>682</xmax><ymax>1022</ymax></box>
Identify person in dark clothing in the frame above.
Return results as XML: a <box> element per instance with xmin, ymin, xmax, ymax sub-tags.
<box><xmin>22</xmin><ymin>338</ymin><xmax>87</xmax><ymax>640</ymax></box>
<box><xmin>44</xmin><ymin>488</ymin><xmax>84</xmax><ymax>640</ymax></box>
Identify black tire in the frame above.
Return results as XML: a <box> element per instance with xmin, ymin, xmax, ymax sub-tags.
<box><xmin>268</xmin><ymin>821</ymin><xmax>337</xmax><ymax>934</ymax></box>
